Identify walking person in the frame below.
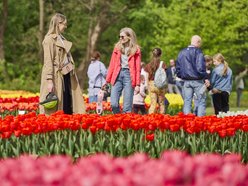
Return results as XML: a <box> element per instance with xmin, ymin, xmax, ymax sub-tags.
<box><xmin>210</xmin><ymin>53</ymin><xmax>232</xmax><ymax>115</ymax></box>
<box><xmin>176</xmin><ymin>35</ymin><xmax>209</xmax><ymax>116</ymax></box>
<box><xmin>87</xmin><ymin>51</ymin><xmax>107</xmax><ymax>103</ymax></box>
<box><xmin>166</xmin><ymin>59</ymin><xmax>180</xmax><ymax>94</ymax></box>
<box><xmin>144</xmin><ymin>48</ymin><xmax>167</xmax><ymax>114</ymax></box>
<box><xmin>39</xmin><ymin>13</ymin><xmax>85</xmax><ymax>115</ymax></box>
<box><xmin>235</xmin><ymin>67</ymin><xmax>248</xmax><ymax>107</ymax></box>
<box><xmin>133</xmin><ymin>75</ymin><xmax>147</xmax><ymax>115</ymax></box>
<box><xmin>106</xmin><ymin>27</ymin><xmax>141</xmax><ymax>114</ymax></box>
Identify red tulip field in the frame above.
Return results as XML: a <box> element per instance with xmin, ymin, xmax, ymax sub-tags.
<box><xmin>1</xmin><ymin>91</ymin><xmax>248</xmax><ymax>185</ymax></box>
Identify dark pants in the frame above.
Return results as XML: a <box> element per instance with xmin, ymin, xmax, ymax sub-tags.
<box><xmin>236</xmin><ymin>88</ymin><xmax>243</xmax><ymax>107</ymax></box>
<box><xmin>133</xmin><ymin>104</ymin><xmax>146</xmax><ymax>115</ymax></box>
<box><xmin>212</xmin><ymin>91</ymin><xmax>229</xmax><ymax>115</ymax></box>
<box><xmin>63</xmin><ymin>73</ymin><xmax>73</xmax><ymax>114</ymax></box>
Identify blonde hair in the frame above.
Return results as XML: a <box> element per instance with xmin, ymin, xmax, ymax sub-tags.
<box><xmin>115</xmin><ymin>27</ymin><xmax>139</xmax><ymax>56</ymax></box>
<box><xmin>46</xmin><ymin>13</ymin><xmax>66</xmax><ymax>36</ymax></box>
<box><xmin>213</xmin><ymin>53</ymin><xmax>228</xmax><ymax>76</ymax></box>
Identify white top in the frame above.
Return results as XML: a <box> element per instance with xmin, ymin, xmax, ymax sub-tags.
<box><xmin>121</xmin><ymin>47</ymin><xmax>129</xmax><ymax>69</ymax></box>
<box><xmin>141</xmin><ymin>68</ymin><xmax>149</xmax><ymax>87</ymax></box>
<box><xmin>133</xmin><ymin>83</ymin><xmax>146</xmax><ymax>105</ymax></box>
<box><xmin>87</xmin><ymin>60</ymin><xmax>107</xmax><ymax>96</ymax></box>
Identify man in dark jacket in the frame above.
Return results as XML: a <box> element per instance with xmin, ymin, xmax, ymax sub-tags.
<box><xmin>176</xmin><ymin>35</ymin><xmax>209</xmax><ymax>116</ymax></box>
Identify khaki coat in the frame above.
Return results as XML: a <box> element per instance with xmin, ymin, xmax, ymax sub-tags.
<box><xmin>39</xmin><ymin>34</ymin><xmax>85</xmax><ymax>115</ymax></box>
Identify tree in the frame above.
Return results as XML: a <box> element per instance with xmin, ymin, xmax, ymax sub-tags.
<box><xmin>76</xmin><ymin>0</ymin><xmax>129</xmax><ymax>89</ymax></box>
<box><xmin>152</xmin><ymin>0</ymin><xmax>248</xmax><ymax>72</ymax></box>
<box><xmin>1</xmin><ymin>0</ymin><xmax>247</xmax><ymax>92</ymax></box>
<box><xmin>0</xmin><ymin>0</ymin><xmax>7</xmax><ymax>60</ymax></box>
<box><xmin>39</xmin><ymin>0</ymin><xmax>44</xmax><ymax>63</ymax></box>
<box><xmin>0</xmin><ymin>0</ymin><xmax>9</xmax><ymax>80</ymax></box>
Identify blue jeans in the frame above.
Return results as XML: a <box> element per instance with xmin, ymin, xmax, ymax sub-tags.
<box><xmin>176</xmin><ymin>80</ymin><xmax>184</xmax><ymax>99</ymax></box>
<box><xmin>110</xmin><ymin>69</ymin><xmax>134</xmax><ymax>114</ymax></box>
<box><xmin>183</xmin><ymin>80</ymin><xmax>206</xmax><ymax>116</ymax></box>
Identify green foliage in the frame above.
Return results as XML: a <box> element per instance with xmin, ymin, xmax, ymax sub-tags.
<box><xmin>1</xmin><ymin>129</ymin><xmax>248</xmax><ymax>162</ymax></box>
<box><xmin>153</xmin><ymin>0</ymin><xmax>248</xmax><ymax>68</ymax></box>
<box><xmin>1</xmin><ymin>0</ymin><xmax>248</xmax><ymax>91</ymax></box>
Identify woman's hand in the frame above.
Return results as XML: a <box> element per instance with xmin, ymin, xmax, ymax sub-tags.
<box><xmin>47</xmin><ymin>80</ymin><xmax>54</xmax><ymax>92</ymax></box>
<box><xmin>204</xmin><ymin>79</ymin><xmax>210</xmax><ymax>87</ymax></box>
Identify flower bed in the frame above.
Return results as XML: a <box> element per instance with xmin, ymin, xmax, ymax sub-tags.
<box><xmin>1</xmin><ymin>90</ymin><xmax>248</xmax><ymax>185</ymax></box>
<box><xmin>1</xmin><ymin>112</ymin><xmax>248</xmax><ymax>161</ymax></box>
<box><xmin>218</xmin><ymin>110</ymin><xmax>248</xmax><ymax>118</ymax></box>
<box><xmin>0</xmin><ymin>90</ymin><xmax>39</xmax><ymax>98</ymax></box>
<box><xmin>0</xmin><ymin>92</ymin><xmax>183</xmax><ymax>115</ymax></box>
<box><xmin>0</xmin><ymin>96</ymin><xmax>39</xmax><ymax>113</ymax></box>
<box><xmin>0</xmin><ymin>151</ymin><xmax>247</xmax><ymax>186</ymax></box>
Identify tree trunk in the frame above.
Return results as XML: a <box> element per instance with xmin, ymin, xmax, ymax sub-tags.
<box><xmin>39</xmin><ymin>0</ymin><xmax>44</xmax><ymax>63</ymax></box>
<box><xmin>77</xmin><ymin>19</ymin><xmax>102</xmax><ymax>90</ymax></box>
<box><xmin>0</xmin><ymin>0</ymin><xmax>9</xmax><ymax>81</ymax></box>
<box><xmin>0</xmin><ymin>0</ymin><xmax>8</xmax><ymax>60</ymax></box>
<box><xmin>76</xmin><ymin>0</ymin><xmax>126</xmax><ymax>90</ymax></box>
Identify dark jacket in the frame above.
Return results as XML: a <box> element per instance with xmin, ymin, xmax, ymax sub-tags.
<box><xmin>176</xmin><ymin>46</ymin><xmax>207</xmax><ymax>80</ymax></box>
<box><xmin>166</xmin><ymin>66</ymin><xmax>176</xmax><ymax>84</ymax></box>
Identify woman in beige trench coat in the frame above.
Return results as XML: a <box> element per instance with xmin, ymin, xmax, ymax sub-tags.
<box><xmin>39</xmin><ymin>13</ymin><xmax>85</xmax><ymax>115</ymax></box>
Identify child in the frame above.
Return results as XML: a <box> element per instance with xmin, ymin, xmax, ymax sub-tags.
<box><xmin>133</xmin><ymin>75</ymin><xmax>147</xmax><ymax>114</ymax></box>
<box><xmin>210</xmin><ymin>53</ymin><xmax>232</xmax><ymax>115</ymax></box>
<box><xmin>87</xmin><ymin>51</ymin><xmax>107</xmax><ymax>103</ymax></box>
<box><xmin>193</xmin><ymin>55</ymin><xmax>213</xmax><ymax>115</ymax></box>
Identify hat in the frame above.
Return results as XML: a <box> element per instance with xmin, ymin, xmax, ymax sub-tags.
<box><xmin>39</xmin><ymin>92</ymin><xmax>58</xmax><ymax>109</ymax></box>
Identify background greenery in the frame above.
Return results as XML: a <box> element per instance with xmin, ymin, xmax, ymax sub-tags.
<box><xmin>0</xmin><ymin>0</ymin><xmax>247</xmax><ymax>93</ymax></box>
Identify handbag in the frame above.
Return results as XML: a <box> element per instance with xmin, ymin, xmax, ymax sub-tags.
<box><xmin>39</xmin><ymin>92</ymin><xmax>58</xmax><ymax>109</ymax></box>
<box><xmin>61</xmin><ymin>61</ymin><xmax>74</xmax><ymax>75</ymax></box>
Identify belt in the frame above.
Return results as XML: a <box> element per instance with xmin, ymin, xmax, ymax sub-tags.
<box><xmin>183</xmin><ymin>77</ymin><xmax>203</xmax><ymax>80</ymax></box>
<box><xmin>121</xmin><ymin>68</ymin><xmax>129</xmax><ymax>71</ymax></box>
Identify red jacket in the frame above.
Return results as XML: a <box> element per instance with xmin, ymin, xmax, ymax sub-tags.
<box><xmin>106</xmin><ymin>47</ymin><xmax>141</xmax><ymax>87</ymax></box>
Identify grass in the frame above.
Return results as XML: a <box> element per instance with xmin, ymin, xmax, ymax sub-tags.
<box><xmin>206</xmin><ymin>107</ymin><xmax>247</xmax><ymax>115</ymax></box>
<box><xmin>205</xmin><ymin>91</ymin><xmax>248</xmax><ymax>115</ymax></box>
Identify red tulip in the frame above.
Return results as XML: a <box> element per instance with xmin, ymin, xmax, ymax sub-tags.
<box><xmin>14</xmin><ymin>130</ymin><xmax>22</xmax><ymax>137</ymax></box>
<box><xmin>146</xmin><ymin>133</ymin><xmax>154</xmax><ymax>141</ymax></box>
<box><xmin>218</xmin><ymin>130</ymin><xmax>226</xmax><ymax>138</ymax></box>
<box><xmin>89</xmin><ymin>125</ymin><xmax>97</xmax><ymax>134</ymax></box>
<box><xmin>1</xmin><ymin>131</ymin><xmax>12</xmax><ymax>139</ymax></box>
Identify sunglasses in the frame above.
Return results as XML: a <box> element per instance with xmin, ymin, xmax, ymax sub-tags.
<box><xmin>59</xmin><ymin>22</ymin><xmax>67</xmax><ymax>26</ymax></box>
<box><xmin>119</xmin><ymin>35</ymin><xmax>125</xmax><ymax>39</ymax></box>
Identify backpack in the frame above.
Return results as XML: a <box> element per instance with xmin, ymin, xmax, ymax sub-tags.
<box><xmin>154</xmin><ymin>61</ymin><xmax>167</xmax><ymax>88</ymax></box>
